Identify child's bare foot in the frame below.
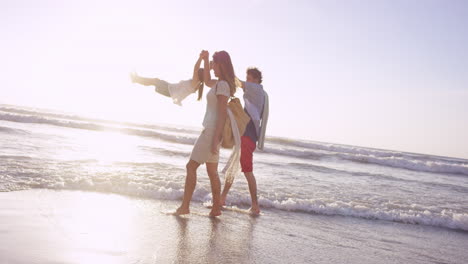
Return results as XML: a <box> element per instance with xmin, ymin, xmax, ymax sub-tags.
<box><xmin>249</xmin><ymin>205</ymin><xmax>260</xmax><ymax>215</ymax></box>
<box><xmin>130</xmin><ymin>72</ymin><xmax>137</xmax><ymax>83</ymax></box>
<box><xmin>174</xmin><ymin>206</ymin><xmax>190</xmax><ymax>215</ymax></box>
<box><xmin>209</xmin><ymin>207</ymin><xmax>222</xmax><ymax>217</ymax></box>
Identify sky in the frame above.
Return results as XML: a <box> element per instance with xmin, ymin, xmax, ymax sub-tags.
<box><xmin>1</xmin><ymin>0</ymin><xmax>467</xmax><ymax>159</ymax></box>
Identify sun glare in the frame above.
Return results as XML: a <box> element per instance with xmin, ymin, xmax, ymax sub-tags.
<box><xmin>58</xmin><ymin>192</ymin><xmax>139</xmax><ymax>262</ymax></box>
<box><xmin>83</xmin><ymin>131</ymin><xmax>143</xmax><ymax>164</ymax></box>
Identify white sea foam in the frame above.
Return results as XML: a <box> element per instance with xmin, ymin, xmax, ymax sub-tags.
<box><xmin>244</xmin><ymin>195</ymin><xmax>468</xmax><ymax>232</ymax></box>
<box><xmin>2</xmin><ymin>169</ymin><xmax>467</xmax><ymax>232</ymax></box>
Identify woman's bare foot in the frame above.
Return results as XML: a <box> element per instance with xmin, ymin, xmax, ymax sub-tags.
<box><xmin>174</xmin><ymin>206</ymin><xmax>190</xmax><ymax>215</ymax></box>
<box><xmin>249</xmin><ymin>205</ymin><xmax>260</xmax><ymax>215</ymax></box>
<box><xmin>209</xmin><ymin>207</ymin><xmax>222</xmax><ymax>217</ymax></box>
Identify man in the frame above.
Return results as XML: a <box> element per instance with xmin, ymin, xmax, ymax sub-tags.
<box><xmin>220</xmin><ymin>67</ymin><xmax>268</xmax><ymax>215</ymax></box>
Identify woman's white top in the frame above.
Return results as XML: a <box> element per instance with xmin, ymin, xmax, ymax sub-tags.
<box><xmin>202</xmin><ymin>80</ymin><xmax>231</xmax><ymax>128</ymax></box>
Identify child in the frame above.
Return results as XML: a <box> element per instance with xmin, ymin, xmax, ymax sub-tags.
<box><xmin>130</xmin><ymin>53</ymin><xmax>205</xmax><ymax>106</ymax></box>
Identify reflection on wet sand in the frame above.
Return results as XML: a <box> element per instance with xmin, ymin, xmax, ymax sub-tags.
<box><xmin>172</xmin><ymin>215</ymin><xmax>258</xmax><ymax>264</ymax></box>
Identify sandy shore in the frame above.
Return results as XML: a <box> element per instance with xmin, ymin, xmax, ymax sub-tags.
<box><xmin>1</xmin><ymin>189</ymin><xmax>467</xmax><ymax>264</ymax></box>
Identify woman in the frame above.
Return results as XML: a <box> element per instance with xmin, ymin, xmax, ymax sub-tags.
<box><xmin>130</xmin><ymin>53</ymin><xmax>205</xmax><ymax>105</ymax></box>
<box><xmin>175</xmin><ymin>50</ymin><xmax>237</xmax><ymax>217</ymax></box>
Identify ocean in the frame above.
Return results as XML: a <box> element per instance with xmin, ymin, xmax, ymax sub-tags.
<box><xmin>1</xmin><ymin>104</ymin><xmax>467</xmax><ymax>232</ymax></box>
<box><xmin>2</xmin><ymin>104</ymin><xmax>468</xmax><ymax>263</ymax></box>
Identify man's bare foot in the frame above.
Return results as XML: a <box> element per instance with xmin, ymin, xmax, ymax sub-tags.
<box><xmin>220</xmin><ymin>196</ymin><xmax>227</xmax><ymax>206</ymax></box>
<box><xmin>174</xmin><ymin>206</ymin><xmax>190</xmax><ymax>215</ymax></box>
<box><xmin>209</xmin><ymin>207</ymin><xmax>222</xmax><ymax>217</ymax></box>
<box><xmin>249</xmin><ymin>205</ymin><xmax>260</xmax><ymax>215</ymax></box>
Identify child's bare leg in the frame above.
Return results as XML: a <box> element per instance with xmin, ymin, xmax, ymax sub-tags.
<box><xmin>131</xmin><ymin>73</ymin><xmax>171</xmax><ymax>98</ymax></box>
<box><xmin>131</xmin><ymin>73</ymin><xmax>158</xmax><ymax>86</ymax></box>
<box><xmin>153</xmin><ymin>79</ymin><xmax>171</xmax><ymax>97</ymax></box>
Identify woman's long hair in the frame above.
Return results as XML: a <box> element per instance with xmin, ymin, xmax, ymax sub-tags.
<box><xmin>197</xmin><ymin>68</ymin><xmax>204</xmax><ymax>101</ymax></box>
<box><xmin>212</xmin><ymin>51</ymin><xmax>236</xmax><ymax>96</ymax></box>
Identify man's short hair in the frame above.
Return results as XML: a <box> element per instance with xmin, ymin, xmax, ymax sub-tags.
<box><xmin>247</xmin><ymin>67</ymin><xmax>262</xmax><ymax>84</ymax></box>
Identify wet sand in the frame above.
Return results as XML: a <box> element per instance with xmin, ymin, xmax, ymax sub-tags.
<box><xmin>0</xmin><ymin>189</ymin><xmax>466</xmax><ymax>264</ymax></box>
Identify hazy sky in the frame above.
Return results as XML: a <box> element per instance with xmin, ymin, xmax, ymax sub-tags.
<box><xmin>1</xmin><ymin>0</ymin><xmax>467</xmax><ymax>159</ymax></box>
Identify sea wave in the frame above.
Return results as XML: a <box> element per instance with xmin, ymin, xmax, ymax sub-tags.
<box><xmin>0</xmin><ymin>112</ymin><xmax>197</xmax><ymax>145</ymax></box>
<box><xmin>338</xmin><ymin>152</ymin><xmax>468</xmax><ymax>176</ymax></box>
<box><xmin>257</xmin><ymin>197</ymin><xmax>468</xmax><ymax>232</ymax></box>
<box><xmin>1</xmin><ymin>168</ymin><xmax>467</xmax><ymax>232</ymax></box>
<box><xmin>269</xmin><ymin>136</ymin><xmax>436</xmax><ymax>160</ymax></box>
<box><xmin>263</xmin><ymin>146</ymin><xmax>468</xmax><ymax>176</ymax></box>
<box><xmin>0</xmin><ymin>106</ymin><xmax>200</xmax><ymax>135</ymax></box>
<box><xmin>2</xmin><ymin>106</ymin><xmax>467</xmax><ymax>176</ymax></box>
<box><xmin>0</xmin><ymin>125</ymin><xmax>30</xmax><ymax>135</ymax></box>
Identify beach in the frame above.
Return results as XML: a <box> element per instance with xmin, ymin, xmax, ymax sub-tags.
<box><xmin>1</xmin><ymin>104</ymin><xmax>468</xmax><ymax>263</ymax></box>
<box><xmin>2</xmin><ymin>0</ymin><xmax>468</xmax><ymax>262</ymax></box>
<box><xmin>1</xmin><ymin>189</ymin><xmax>467</xmax><ymax>264</ymax></box>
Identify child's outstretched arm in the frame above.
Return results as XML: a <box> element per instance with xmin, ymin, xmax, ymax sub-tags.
<box><xmin>202</xmin><ymin>50</ymin><xmax>217</xmax><ymax>88</ymax></box>
<box><xmin>235</xmin><ymin>77</ymin><xmax>245</xmax><ymax>90</ymax></box>
<box><xmin>191</xmin><ymin>54</ymin><xmax>203</xmax><ymax>88</ymax></box>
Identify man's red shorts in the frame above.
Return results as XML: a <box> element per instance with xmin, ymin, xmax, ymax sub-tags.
<box><xmin>240</xmin><ymin>136</ymin><xmax>256</xmax><ymax>173</ymax></box>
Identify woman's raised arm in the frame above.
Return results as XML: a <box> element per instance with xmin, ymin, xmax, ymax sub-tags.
<box><xmin>203</xmin><ymin>51</ymin><xmax>217</xmax><ymax>88</ymax></box>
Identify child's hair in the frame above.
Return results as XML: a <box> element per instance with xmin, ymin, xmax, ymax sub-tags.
<box><xmin>247</xmin><ymin>67</ymin><xmax>263</xmax><ymax>84</ymax></box>
<box><xmin>197</xmin><ymin>68</ymin><xmax>204</xmax><ymax>101</ymax></box>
